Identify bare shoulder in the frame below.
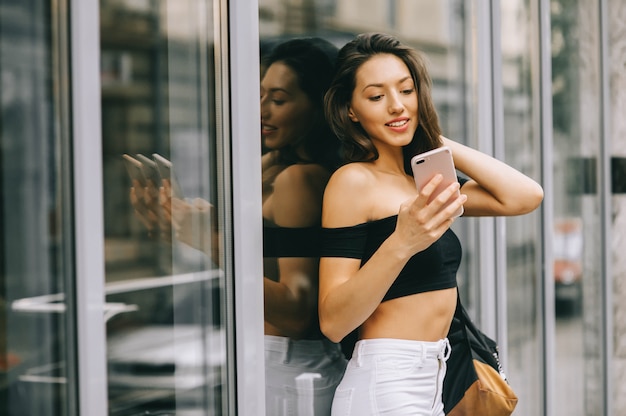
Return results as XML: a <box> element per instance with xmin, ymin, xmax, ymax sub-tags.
<box><xmin>274</xmin><ymin>163</ymin><xmax>331</xmax><ymax>193</ymax></box>
<box><xmin>323</xmin><ymin>163</ymin><xmax>376</xmax><ymax>227</ymax></box>
<box><xmin>326</xmin><ymin>162</ymin><xmax>374</xmax><ymax>190</ymax></box>
<box><xmin>272</xmin><ymin>164</ymin><xmax>331</xmax><ymax>227</ymax></box>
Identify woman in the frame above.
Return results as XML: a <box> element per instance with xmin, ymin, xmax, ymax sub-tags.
<box><xmin>318</xmin><ymin>33</ymin><xmax>543</xmax><ymax>415</ymax></box>
<box><xmin>259</xmin><ymin>38</ymin><xmax>347</xmax><ymax>416</ymax></box>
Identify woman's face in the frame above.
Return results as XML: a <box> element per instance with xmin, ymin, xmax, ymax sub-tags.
<box><xmin>348</xmin><ymin>53</ymin><xmax>418</xmax><ymax>150</ymax></box>
<box><xmin>260</xmin><ymin>62</ymin><xmax>315</xmax><ymax>150</ymax></box>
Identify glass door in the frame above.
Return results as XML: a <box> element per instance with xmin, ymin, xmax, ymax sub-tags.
<box><xmin>99</xmin><ymin>0</ymin><xmax>232</xmax><ymax>414</ymax></box>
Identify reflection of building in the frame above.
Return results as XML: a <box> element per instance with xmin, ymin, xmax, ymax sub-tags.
<box><xmin>2</xmin><ymin>0</ymin><xmax>626</xmax><ymax>415</ymax></box>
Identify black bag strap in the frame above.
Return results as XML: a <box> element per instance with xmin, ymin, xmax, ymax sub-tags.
<box><xmin>453</xmin><ymin>292</ymin><xmax>472</xmax><ymax>350</ymax></box>
<box><xmin>453</xmin><ymin>291</ymin><xmax>504</xmax><ymax>375</ymax></box>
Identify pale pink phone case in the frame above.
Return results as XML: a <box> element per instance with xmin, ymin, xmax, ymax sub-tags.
<box><xmin>410</xmin><ymin>146</ymin><xmax>464</xmax><ymax>218</ymax></box>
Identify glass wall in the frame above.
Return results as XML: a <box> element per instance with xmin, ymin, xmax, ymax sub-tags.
<box><xmin>99</xmin><ymin>0</ymin><xmax>231</xmax><ymax>414</ymax></box>
<box><xmin>499</xmin><ymin>2</ymin><xmax>544</xmax><ymax>414</ymax></box>
<box><xmin>0</xmin><ymin>0</ymin><xmax>76</xmax><ymax>414</ymax></box>
<box><xmin>500</xmin><ymin>1</ymin><xmax>608</xmax><ymax>414</ymax></box>
<box><xmin>550</xmin><ymin>1</ymin><xmax>605</xmax><ymax>415</ymax></box>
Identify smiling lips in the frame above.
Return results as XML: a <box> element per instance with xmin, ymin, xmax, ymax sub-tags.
<box><xmin>385</xmin><ymin>118</ymin><xmax>410</xmax><ymax>132</ymax></box>
<box><xmin>261</xmin><ymin>124</ymin><xmax>277</xmax><ymax>135</ymax></box>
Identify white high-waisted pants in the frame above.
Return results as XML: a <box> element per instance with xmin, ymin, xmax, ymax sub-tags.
<box><xmin>331</xmin><ymin>338</ymin><xmax>451</xmax><ymax>416</ymax></box>
<box><xmin>265</xmin><ymin>335</ymin><xmax>348</xmax><ymax>416</ymax></box>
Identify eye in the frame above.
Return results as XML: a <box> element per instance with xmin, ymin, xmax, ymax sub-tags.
<box><xmin>368</xmin><ymin>95</ymin><xmax>383</xmax><ymax>102</ymax></box>
<box><xmin>272</xmin><ymin>99</ymin><xmax>286</xmax><ymax>105</ymax></box>
<box><xmin>401</xmin><ymin>88</ymin><xmax>415</xmax><ymax>95</ymax></box>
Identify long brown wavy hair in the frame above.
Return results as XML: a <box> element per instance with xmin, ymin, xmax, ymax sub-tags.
<box><xmin>324</xmin><ymin>33</ymin><xmax>443</xmax><ymax>174</ymax></box>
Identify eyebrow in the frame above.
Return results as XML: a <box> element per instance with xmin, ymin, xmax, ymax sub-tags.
<box><xmin>265</xmin><ymin>87</ymin><xmax>292</xmax><ymax>96</ymax></box>
<box><xmin>361</xmin><ymin>76</ymin><xmax>413</xmax><ymax>92</ymax></box>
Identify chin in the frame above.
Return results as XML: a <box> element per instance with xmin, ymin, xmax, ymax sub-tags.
<box><xmin>263</xmin><ymin>137</ymin><xmax>280</xmax><ymax>149</ymax></box>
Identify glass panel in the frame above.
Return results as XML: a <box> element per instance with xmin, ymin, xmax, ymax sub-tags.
<box><xmin>99</xmin><ymin>0</ymin><xmax>229</xmax><ymax>414</ymax></box>
<box><xmin>259</xmin><ymin>0</ymin><xmax>477</xmax><ymax>414</ymax></box>
<box><xmin>0</xmin><ymin>0</ymin><xmax>76</xmax><ymax>415</ymax></box>
<box><xmin>550</xmin><ymin>1</ymin><xmax>604</xmax><ymax>415</ymax></box>
<box><xmin>499</xmin><ymin>1</ymin><xmax>543</xmax><ymax>414</ymax></box>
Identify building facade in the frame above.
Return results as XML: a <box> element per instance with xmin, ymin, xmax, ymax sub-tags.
<box><xmin>0</xmin><ymin>0</ymin><xmax>625</xmax><ymax>415</ymax></box>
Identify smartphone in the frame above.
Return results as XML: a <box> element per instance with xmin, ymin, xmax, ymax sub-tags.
<box><xmin>152</xmin><ymin>153</ymin><xmax>184</xmax><ymax>198</ymax></box>
<box><xmin>410</xmin><ymin>146</ymin><xmax>464</xmax><ymax>218</ymax></box>
<box><xmin>135</xmin><ymin>153</ymin><xmax>162</xmax><ymax>188</ymax></box>
<box><xmin>122</xmin><ymin>154</ymin><xmax>147</xmax><ymax>187</ymax></box>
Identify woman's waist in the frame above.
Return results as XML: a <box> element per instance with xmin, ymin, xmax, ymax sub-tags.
<box><xmin>350</xmin><ymin>337</ymin><xmax>451</xmax><ymax>361</ymax></box>
<box><xmin>360</xmin><ymin>288</ymin><xmax>457</xmax><ymax>342</ymax></box>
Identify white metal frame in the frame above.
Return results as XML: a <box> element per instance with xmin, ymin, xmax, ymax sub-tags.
<box><xmin>473</xmin><ymin>0</ymin><xmax>499</xmax><ymax>338</ymax></box>
<box><xmin>227</xmin><ymin>0</ymin><xmax>267</xmax><ymax>414</ymax></box>
<box><xmin>537</xmin><ymin>0</ymin><xmax>555</xmax><ymax>414</ymax></box>
<box><xmin>599</xmin><ymin>0</ymin><xmax>613</xmax><ymax>413</ymax></box>
<box><xmin>70</xmin><ymin>0</ymin><xmax>108</xmax><ymax>414</ymax></box>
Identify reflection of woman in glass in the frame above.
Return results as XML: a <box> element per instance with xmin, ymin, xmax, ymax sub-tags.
<box><xmin>319</xmin><ymin>33</ymin><xmax>543</xmax><ymax>415</ymax></box>
<box><xmin>131</xmin><ymin>37</ymin><xmax>347</xmax><ymax>415</ymax></box>
<box><xmin>259</xmin><ymin>38</ymin><xmax>347</xmax><ymax>416</ymax></box>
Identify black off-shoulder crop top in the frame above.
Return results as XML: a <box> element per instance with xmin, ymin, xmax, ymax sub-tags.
<box><xmin>263</xmin><ymin>225</ymin><xmax>322</xmax><ymax>258</ymax></box>
<box><xmin>320</xmin><ymin>216</ymin><xmax>462</xmax><ymax>302</ymax></box>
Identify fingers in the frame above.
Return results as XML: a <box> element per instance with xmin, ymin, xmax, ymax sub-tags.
<box><xmin>417</xmin><ymin>174</ymin><xmax>444</xmax><ymax>198</ymax></box>
<box><xmin>397</xmin><ymin>177</ymin><xmax>467</xmax><ymax>254</ymax></box>
<box><xmin>161</xmin><ymin>179</ymin><xmax>172</xmax><ymax>196</ymax></box>
<box><xmin>411</xmin><ymin>176</ymin><xmax>465</xmax><ymax>218</ymax></box>
<box><xmin>159</xmin><ymin>187</ymin><xmax>171</xmax><ymax>215</ymax></box>
<box><xmin>433</xmin><ymin>182</ymin><xmax>464</xmax><ymax>211</ymax></box>
<box><xmin>129</xmin><ymin>186</ymin><xmax>138</xmax><ymax>206</ymax></box>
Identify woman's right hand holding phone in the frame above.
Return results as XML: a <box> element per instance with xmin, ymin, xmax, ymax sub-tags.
<box><xmin>393</xmin><ymin>174</ymin><xmax>466</xmax><ymax>258</ymax></box>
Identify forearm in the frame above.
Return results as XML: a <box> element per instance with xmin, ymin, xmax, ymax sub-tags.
<box><xmin>443</xmin><ymin>138</ymin><xmax>543</xmax><ymax>214</ymax></box>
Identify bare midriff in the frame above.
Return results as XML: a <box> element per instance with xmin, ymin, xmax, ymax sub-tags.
<box><xmin>359</xmin><ymin>287</ymin><xmax>458</xmax><ymax>342</ymax></box>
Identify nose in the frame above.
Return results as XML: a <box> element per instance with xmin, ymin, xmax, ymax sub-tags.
<box><xmin>260</xmin><ymin>95</ymin><xmax>269</xmax><ymax>120</ymax></box>
<box><xmin>388</xmin><ymin>91</ymin><xmax>404</xmax><ymax>114</ymax></box>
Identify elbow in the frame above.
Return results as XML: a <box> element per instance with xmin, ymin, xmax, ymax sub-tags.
<box><xmin>533</xmin><ymin>184</ymin><xmax>545</xmax><ymax>207</ymax></box>
<box><xmin>320</xmin><ymin>320</ymin><xmax>344</xmax><ymax>344</ymax></box>
<box><xmin>505</xmin><ymin>181</ymin><xmax>544</xmax><ymax>215</ymax></box>
<box><xmin>520</xmin><ymin>182</ymin><xmax>544</xmax><ymax>214</ymax></box>
<box><xmin>318</xmin><ymin>308</ymin><xmax>346</xmax><ymax>344</ymax></box>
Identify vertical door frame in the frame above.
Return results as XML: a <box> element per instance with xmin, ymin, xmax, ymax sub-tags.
<box><xmin>537</xmin><ymin>0</ymin><xmax>555</xmax><ymax>414</ymax></box>
<box><xmin>599</xmin><ymin>0</ymin><xmax>613</xmax><ymax>413</ymax></box>
<box><xmin>226</xmin><ymin>0</ymin><xmax>267</xmax><ymax>413</ymax></box>
<box><xmin>473</xmin><ymin>0</ymin><xmax>498</xmax><ymax>338</ymax></box>
<box><xmin>70</xmin><ymin>0</ymin><xmax>109</xmax><ymax>414</ymax></box>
